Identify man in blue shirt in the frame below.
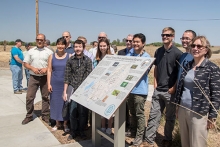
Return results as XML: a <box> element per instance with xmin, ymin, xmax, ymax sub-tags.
<box><xmin>126</xmin><ymin>33</ymin><xmax>151</xmax><ymax>146</ymax></box>
<box><xmin>62</xmin><ymin>31</ymin><xmax>74</xmax><ymax>54</ymax></box>
<box><xmin>177</xmin><ymin>30</ymin><xmax>196</xmax><ymax>80</ymax></box>
<box><xmin>10</xmin><ymin>39</ymin><xmax>25</xmax><ymax>94</ymax></box>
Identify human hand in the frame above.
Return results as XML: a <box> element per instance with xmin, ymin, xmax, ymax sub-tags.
<box><xmin>168</xmin><ymin>87</ymin><xmax>176</xmax><ymax>95</ymax></box>
<box><xmin>48</xmin><ymin>85</ymin><xmax>53</xmax><ymax>93</ymax></box>
<box><xmin>32</xmin><ymin>67</ymin><xmax>40</xmax><ymax>74</ymax></box>
<box><xmin>63</xmin><ymin>92</ymin><xmax>67</xmax><ymax>101</ymax></box>
<box><xmin>207</xmin><ymin>118</ymin><xmax>216</xmax><ymax>130</ymax></box>
<box><xmin>39</xmin><ymin>68</ymin><xmax>47</xmax><ymax>74</ymax></box>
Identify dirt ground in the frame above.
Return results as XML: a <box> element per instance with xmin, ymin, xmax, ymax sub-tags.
<box><xmin>34</xmin><ymin>100</ymin><xmax>166</xmax><ymax>146</ymax></box>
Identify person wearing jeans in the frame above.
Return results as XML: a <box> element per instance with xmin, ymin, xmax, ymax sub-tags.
<box><xmin>10</xmin><ymin>39</ymin><xmax>24</xmax><ymax>94</ymax></box>
<box><xmin>63</xmin><ymin>40</ymin><xmax>92</xmax><ymax>140</ymax></box>
<box><xmin>23</xmin><ymin>42</ymin><xmax>31</xmax><ymax>88</ymax></box>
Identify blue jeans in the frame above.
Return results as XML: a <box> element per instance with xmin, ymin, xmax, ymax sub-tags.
<box><xmin>24</xmin><ymin>69</ymin><xmax>30</xmax><ymax>87</ymax></box>
<box><xmin>10</xmin><ymin>65</ymin><xmax>23</xmax><ymax>92</ymax></box>
<box><xmin>69</xmin><ymin>100</ymin><xmax>88</xmax><ymax>132</ymax></box>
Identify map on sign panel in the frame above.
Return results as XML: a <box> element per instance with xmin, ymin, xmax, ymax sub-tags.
<box><xmin>70</xmin><ymin>55</ymin><xmax>155</xmax><ymax>119</ymax></box>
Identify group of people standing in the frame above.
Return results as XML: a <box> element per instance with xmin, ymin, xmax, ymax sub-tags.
<box><xmin>9</xmin><ymin>27</ymin><xmax>220</xmax><ymax>147</ymax></box>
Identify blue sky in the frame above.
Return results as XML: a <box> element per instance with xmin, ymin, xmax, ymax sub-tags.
<box><xmin>0</xmin><ymin>0</ymin><xmax>220</xmax><ymax>45</ymax></box>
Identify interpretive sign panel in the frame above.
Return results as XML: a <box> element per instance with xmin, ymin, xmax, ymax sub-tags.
<box><xmin>70</xmin><ymin>55</ymin><xmax>155</xmax><ymax>119</ymax></box>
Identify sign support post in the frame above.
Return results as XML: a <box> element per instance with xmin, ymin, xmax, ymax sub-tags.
<box><xmin>92</xmin><ymin>100</ymin><xmax>126</xmax><ymax>147</ymax></box>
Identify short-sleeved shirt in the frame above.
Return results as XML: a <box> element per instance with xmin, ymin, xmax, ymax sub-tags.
<box><xmin>23</xmin><ymin>47</ymin><xmax>53</xmax><ymax>76</ymax></box>
<box><xmin>154</xmin><ymin>45</ymin><xmax>182</xmax><ymax>91</ymax></box>
<box><xmin>126</xmin><ymin>48</ymin><xmax>151</xmax><ymax>95</ymax></box>
<box><xmin>10</xmin><ymin>46</ymin><xmax>24</xmax><ymax>67</ymax></box>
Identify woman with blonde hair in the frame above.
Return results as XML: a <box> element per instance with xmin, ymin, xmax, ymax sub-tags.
<box><xmin>175</xmin><ymin>36</ymin><xmax>220</xmax><ymax>147</ymax></box>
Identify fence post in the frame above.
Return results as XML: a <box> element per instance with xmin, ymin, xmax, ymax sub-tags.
<box><xmin>3</xmin><ymin>40</ymin><xmax>6</xmax><ymax>51</ymax></box>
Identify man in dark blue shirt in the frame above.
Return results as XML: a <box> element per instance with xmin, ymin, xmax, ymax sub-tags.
<box><xmin>62</xmin><ymin>31</ymin><xmax>74</xmax><ymax>54</ymax></box>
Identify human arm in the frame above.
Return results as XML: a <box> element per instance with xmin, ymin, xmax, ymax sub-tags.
<box><xmin>168</xmin><ymin>81</ymin><xmax>177</xmax><ymax>94</ymax></box>
<box><xmin>63</xmin><ymin>83</ymin><xmax>68</xmax><ymax>101</ymax></box>
<box><xmin>85</xmin><ymin>58</ymin><xmax>93</xmax><ymax>77</ymax></box>
<box><xmin>154</xmin><ymin>66</ymin><xmax>157</xmax><ymax>89</ymax></box>
<box><xmin>47</xmin><ymin>55</ymin><xmax>53</xmax><ymax>93</ymax></box>
<box><xmin>13</xmin><ymin>55</ymin><xmax>23</xmax><ymax>64</ymax></box>
<box><xmin>208</xmin><ymin>65</ymin><xmax>220</xmax><ymax>126</ymax></box>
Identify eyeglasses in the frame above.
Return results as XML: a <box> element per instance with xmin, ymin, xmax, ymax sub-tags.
<box><xmin>161</xmin><ymin>34</ymin><xmax>173</xmax><ymax>37</ymax></box>
<box><xmin>126</xmin><ymin>39</ymin><xmax>132</xmax><ymax>43</ymax></box>
<box><xmin>180</xmin><ymin>37</ymin><xmax>191</xmax><ymax>41</ymax></box>
<box><xmin>98</xmin><ymin>37</ymin><xmax>106</xmax><ymax>40</ymax></box>
<box><xmin>63</xmin><ymin>36</ymin><xmax>69</xmax><ymax>38</ymax></box>
<box><xmin>191</xmin><ymin>44</ymin><xmax>206</xmax><ymax>50</ymax></box>
<box><xmin>36</xmin><ymin>39</ymin><xmax>44</xmax><ymax>42</ymax></box>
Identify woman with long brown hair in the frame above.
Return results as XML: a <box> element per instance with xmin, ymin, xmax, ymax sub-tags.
<box><xmin>93</xmin><ymin>38</ymin><xmax>113</xmax><ymax>135</ymax></box>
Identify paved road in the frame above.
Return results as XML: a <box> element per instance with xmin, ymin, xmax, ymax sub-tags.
<box><xmin>0</xmin><ymin>68</ymin><xmax>153</xmax><ymax>147</ymax></box>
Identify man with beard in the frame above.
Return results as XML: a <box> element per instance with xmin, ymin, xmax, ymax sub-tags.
<box><xmin>63</xmin><ymin>40</ymin><xmax>92</xmax><ymax>140</ymax></box>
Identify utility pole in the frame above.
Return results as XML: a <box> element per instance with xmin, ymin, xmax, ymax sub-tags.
<box><xmin>36</xmin><ymin>0</ymin><xmax>39</xmax><ymax>36</ymax></box>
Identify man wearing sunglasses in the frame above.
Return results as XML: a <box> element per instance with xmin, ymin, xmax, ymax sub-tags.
<box><xmin>62</xmin><ymin>31</ymin><xmax>74</xmax><ymax>54</ymax></box>
<box><xmin>177</xmin><ymin>30</ymin><xmax>196</xmax><ymax>80</ymax></box>
<box><xmin>89</xmin><ymin>32</ymin><xmax>115</xmax><ymax>57</ymax></box>
<box><xmin>141</xmin><ymin>27</ymin><xmax>182</xmax><ymax>147</ymax></box>
<box><xmin>118</xmin><ymin>34</ymin><xmax>133</xmax><ymax>55</ymax></box>
<box><xmin>22</xmin><ymin>33</ymin><xmax>53</xmax><ymax>125</ymax></box>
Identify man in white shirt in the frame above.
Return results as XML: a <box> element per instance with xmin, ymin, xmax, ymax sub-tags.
<box><xmin>89</xmin><ymin>32</ymin><xmax>115</xmax><ymax>57</ymax></box>
<box><xmin>22</xmin><ymin>33</ymin><xmax>53</xmax><ymax>125</ymax></box>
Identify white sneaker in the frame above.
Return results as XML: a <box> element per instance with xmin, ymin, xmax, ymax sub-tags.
<box><xmin>101</xmin><ymin>128</ymin><xmax>106</xmax><ymax>132</ymax></box>
<box><xmin>106</xmin><ymin>128</ymin><xmax>112</xmax><ymax>135</ymax></box>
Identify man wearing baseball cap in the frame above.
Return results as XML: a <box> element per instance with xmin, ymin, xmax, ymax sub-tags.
<box><xmin>10</xmin><ymin>39</ymin><xmax>25</xmax><ymax>94</ymax></box>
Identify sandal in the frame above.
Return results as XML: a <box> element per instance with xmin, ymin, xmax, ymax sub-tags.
<box><xmin>64</xmin><ymin>125</ymin><xmax>70</xmax><ymax>133</ymax></box>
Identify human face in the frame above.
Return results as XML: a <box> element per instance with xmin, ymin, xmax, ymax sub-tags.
<box><xmin>79</xmin><ymin>39</ymin><xmax>87</xmax><ymax>48</ymax></box>
<box><xmin>62</xmin><ymin>32</ymin><xmax>71</xmax><ymax>43</ymax></box>
<box><xmin>16</xmin><ymin>42</ymin><xmax>22</xmax><ymax>48</ymax></box>
<box><xmin>98</xmin><ymin>33</ymin><xmax>107</xmax><ymax>41</ymax></box>
<box><xmin>133</xmin><ymin>37</ymin><xmax>145</xmax><ymax>51</ymax></box>
<box><xmin>44</xmin><ymin>42</ymin><xmax>48</xmax><ymax>47</ymax></box>
<box><xmin>56</xmin><ymin>42</ymin><xmax>66</xmax><ymax>52</ymax></box>
<box><xmin>74</xmin><ymin>43</ymin><xmax>84</xmax><ymax>56</ymax></box>
<box><xmin>191</xmin><ymin>39</ymin><xmax>208</xmax><ymax>59</ymax></box>
<box><xmin>36</xmin><ymin>34</ymin><xmax>45</xmax><ymax>48</ymax></box>
<box><xmin>126</xmin><ymin>36</ymin><xmax>133</xmax><ymax>49</ymax></box>
<box><xmin>180</xmin><ymin>32</ymin><xmax>194</xmax><ymax>49</ymax></box>
<box><xmin>93</xmin><ymin>42</ymin><xmax>98</xmax><ymax>48</ymax></box>
<box><xmin>161</xmin><ymin>30</ymin><xmax>174</xmax><ymax>44</ymax></box>
<box><xmin>99</xmin><ymin>42</ymin><xmax>108</xmax><ymax>54</ymax></box>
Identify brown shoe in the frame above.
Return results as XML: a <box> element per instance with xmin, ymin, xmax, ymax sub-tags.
<box><xmin>22</xmin><ymin>117</ymin><xmax>33</xmax><ymax>125</ymax></box>
<box><xmin>161</xmin><ymin>140</ymin><xmax>172</xmax><ymax>147</ymax></box>
<box><xmin>140</xmin><ymin>141</ymin><xmax>154</xmax><ymax>147</ymax></box>
<box><xmin>42</xmin><ymin>117</ymin><xmax>49</xmax><ymax>124</ymax></box>
<box><xmin>14</xmin><ymin>91</ymin><xmax>22</xmax><ymax>94</ymax></box>
<box><xmin>19</xmin><ymin>89</ymin><xmax>27</xmax><ymax>93</ymax></box>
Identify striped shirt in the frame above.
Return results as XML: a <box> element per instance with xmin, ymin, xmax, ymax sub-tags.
<box><xmin>23</xmin><ymin>47</ymin><xmax>53</xmax><ymax>76</ymax></box>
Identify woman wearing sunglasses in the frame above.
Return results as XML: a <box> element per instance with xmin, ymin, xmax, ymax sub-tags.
<box><xmin>175</xmin><ymin>36</ymin><xmax>220</xmax><ymax>147</ymax></box>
